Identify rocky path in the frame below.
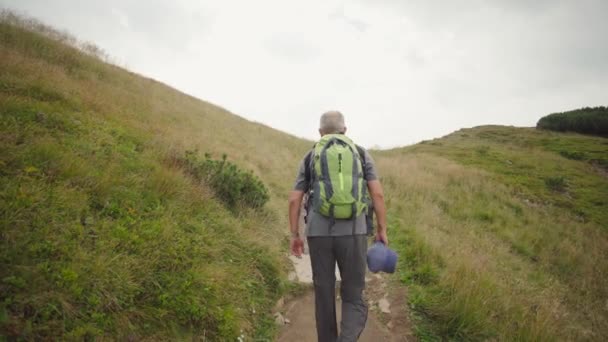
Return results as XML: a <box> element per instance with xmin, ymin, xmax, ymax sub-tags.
<box><xmin>275</xmin><ymin>231</ymin><xmax>415</xmax><ymax>341</ymax></box>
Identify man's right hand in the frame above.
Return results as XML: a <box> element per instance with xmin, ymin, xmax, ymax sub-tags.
<box><xmin>376</xmin><ymin>229</ymin><xmax>389</xmax><ymax>246</ymax></box>
<box><xmin>291</xmin><ymin>236</ymin><xmax>304</xmax><ymax>257</ymax></box>
<box><xmin>368</xmin><ymin>180</ymin><xmax>388</xmax><ymax>246</ymax></box>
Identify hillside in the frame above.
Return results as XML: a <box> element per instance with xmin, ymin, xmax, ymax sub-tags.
<box><xmin>0</xmin><ymin>14</ymin><xmax>310</xmax><ymax>340</ymax></box>
<box><xmin>376</xmin><ymin>126</ymin><xmax>608</xmax><ymax>340</ymax></box>
<box><xmin>2</xmin><ymin>13</ymin><xmax>608</xmax><ymax>341</ymax></box>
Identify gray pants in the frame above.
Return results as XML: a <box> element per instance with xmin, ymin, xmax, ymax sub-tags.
<box><xmin>308</xmin><ymin>235</ymin><xmax>368</xmax><ymax>342</ymax></box>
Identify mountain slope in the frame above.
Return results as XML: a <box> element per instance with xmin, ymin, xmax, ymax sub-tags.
<box><xmin>0</xmin><ymin>14</ymin><xmax>309</xmax><ymax>340</ymax></box>
<box><xmin>375</xmin><ymin>126</ymin><xmax>608</xmax><ymax>340</ymax></box>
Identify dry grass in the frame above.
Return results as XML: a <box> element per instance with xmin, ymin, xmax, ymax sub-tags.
<box><xmin>376</xmin><ymin>152</ymin><xmax>607</xmax><ymax>340</ymax></box>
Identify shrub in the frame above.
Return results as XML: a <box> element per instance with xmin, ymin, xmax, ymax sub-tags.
<box><xmin>559</xmin><ymin>150</ymin><xmax>586</xmax><ymax>161</ymax></box>
<box><xmin>559</xmin><ymin>151</ymin><xmax>587</xmax><ymax>160</ymax></box>
<box><xmin>544</xmin><ymin>176</ymin><xmax>567</xmax><ymax>192</ymax></box>
<box><xmin>183</xmin><ymin>150</ymin><xmax>269</xmax><ymax>209</ymax></box>
<box><xmin>536</xmin><ymin>106</ymin><xmax>608</xmax><ymax>136</ymax></box>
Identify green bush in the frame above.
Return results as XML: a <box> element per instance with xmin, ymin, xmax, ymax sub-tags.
<box><xmin>544</xmin><ymin>176</ymin><xmax>567</xmax><ymax>192</ymax></box>
<box><xmin>536</xmin><ymin>106</ymin><xmax>608</xmax><ymax>136</ymax></box>
<box><xmin>183</xmin><ymin>150</ymin><xmax>269</xmax><ymax>209</ymax></box>
<box><xmin>559</xmin><ymin>150</ymin><xmax>587</xmax><ymax>160</ymax></box>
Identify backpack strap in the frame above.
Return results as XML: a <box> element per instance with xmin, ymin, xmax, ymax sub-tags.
<box><xmin>355</xmin><ymin>145</ymin><xmax>366</xmax><ymax>179</ymax></box>
<box><xmin>303</xmin><ymin>149</ymin><xmax>313</xmax><ymax>190</ymax></box>
<box><xmin>302</xmin><ymin>149</ymin><xmax>314</xmax><ymax>224</ymax></box>
<box><xmin>352</xmin><ymin>146</ymin><xmax>368</xmax><ymax>239</ymax></box>
<box><xmin>355</xmin><ymin>145</ymin><xmax>368</xmax><ymax>198</ymax></box>
<box><xmin>356</xmin><ymin>145</ymin><xmax>375</xmax><ymax>235</ymax></box>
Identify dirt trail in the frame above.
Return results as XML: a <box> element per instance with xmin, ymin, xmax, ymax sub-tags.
<box><xmin>276</xmin><ymin>273</ymin><xmax>414</xmax><ymax>341</ymax></box>
<box><xmin>276</xmin><ymin>290</ymin><xmax>386</xmax><ymax>341</ymax></box>
<box><xmin>277</xmin><ymin>213</ymin><xmax>415</xmax><ymax>341</ymax></box>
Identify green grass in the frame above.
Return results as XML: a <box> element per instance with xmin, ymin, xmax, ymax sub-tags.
<box><xmin>400</xmin><ymin>126</ymin><xmax>608</xmax><ymax>227</ymax></box>
<box><xmin>377</xmin><ymin>128</ymin><xmax>608</xmax><ymax>340</ymax></box>
<box><xmin>0</xmin><ymin>13</ymin><xmax>308</xmax><ymax>340</ymax></box>
<box><xmin>0</xmin><ymin>99</ymin><xmax>285</xmax><ymax>339</ymax></box>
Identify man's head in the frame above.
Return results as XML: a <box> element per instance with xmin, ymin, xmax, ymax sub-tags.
<box><xmin>319</xmin><ymin>111</ymin><xmax>347</xmax><ymax>136</ymax></box>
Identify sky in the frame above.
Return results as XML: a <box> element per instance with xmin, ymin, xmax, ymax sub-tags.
<box><xmin>1</xmin><ymin>0</ymin><xmax>607</xmax><ymax>148</ymax></box>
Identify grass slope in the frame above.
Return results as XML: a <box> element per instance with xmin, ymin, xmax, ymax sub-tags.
<box><xmin>377</xmin><ymin>126</ymin><xmax>608</xmax><ymax>340</ymax></box>
<box><xmin>0</xmin><ymin>14</ymin><xmax>309</xmax><ymax>340</ymax></box>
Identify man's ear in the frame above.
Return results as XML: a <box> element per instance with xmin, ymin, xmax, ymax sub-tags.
<box><xmin>319</xmin><ymin>129</ymin><xmax>323</xmax><ymax>137</ymax></box>
<box><xmin>343</xmin><ymin>127</ymin><xmax>348</xmax><ymax>134</ymax></box>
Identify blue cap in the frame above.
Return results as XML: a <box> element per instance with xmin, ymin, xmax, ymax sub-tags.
<box><xmin>367</xmin><ymin>241</ymin><xmax>398</xmax><ymax>273</ymax></box>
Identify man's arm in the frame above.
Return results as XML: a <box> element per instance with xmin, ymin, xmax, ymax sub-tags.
<box><xmin>289</xmin><ymin>152</ymin><xmax>311</xmax><ymax>256</ymax></box>
<box><xmin>288</xmin><ymin>190</ymin><xmax>304</xmax><ymax>237</ymax></box>
<box><xmin>288</xmin><ymin>190</ymin><xmax>305</xmax><ymax>256</ymax></box>
<box><xmin>368</xmin><ymin>179</ymin><xmax>388</xmax><ymax>245</ymax></box>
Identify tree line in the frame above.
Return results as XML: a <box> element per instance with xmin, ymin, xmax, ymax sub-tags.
<box><xmin>536</xmin><ymin>106</ymin><xmax>608</xmax><ymax>137</ymax></box>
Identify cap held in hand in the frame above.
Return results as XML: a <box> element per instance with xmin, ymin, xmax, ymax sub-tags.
<box><xmin>366</xmin><ymin>241</ymin><xmax>398</xmax><ymax>274</ymax></box>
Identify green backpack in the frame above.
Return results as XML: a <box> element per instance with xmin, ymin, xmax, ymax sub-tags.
<box><xmin>307</xmin><ymin>134</ymin><xmax>368</xmax><ymax>220</ymax></box>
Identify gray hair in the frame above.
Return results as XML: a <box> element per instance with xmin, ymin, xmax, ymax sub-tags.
<box><xmin>319</xmin><ymin>111</ymin><xmax>346</xmax><ymax>134</ymax></box>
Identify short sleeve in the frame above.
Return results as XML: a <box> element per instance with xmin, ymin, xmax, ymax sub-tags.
<box><xmin>293</xmin><ymin>151</ymin><xmax>312</xmax><ymax>191</ymax></box>
<box><xmin>362</xmin><ymin>149</ymin><xmax>379</xmax><ymax>181</ymax></box>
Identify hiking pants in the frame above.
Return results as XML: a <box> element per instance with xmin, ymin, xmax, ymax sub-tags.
<box><xmin>307</xmin><ymin>235</ymin><xmax>368</xmax><ymax>342</ymax></box>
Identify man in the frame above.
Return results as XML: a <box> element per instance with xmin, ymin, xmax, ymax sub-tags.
<box><xmin>288</xmin><ymin>111</ymin><xmax>389</xmax><ymax>342</ymax></box>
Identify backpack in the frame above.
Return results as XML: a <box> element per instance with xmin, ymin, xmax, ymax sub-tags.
<box><xmin>304</xmin><ymin>134</ymin><xmax>368</xmax><ymax>221</ymax></box>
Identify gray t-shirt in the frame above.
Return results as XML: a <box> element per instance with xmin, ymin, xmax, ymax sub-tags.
<box><xmin>293</xmin><ymin>145</ymin><xmax>379</xmax><ymax>237</ymax></box>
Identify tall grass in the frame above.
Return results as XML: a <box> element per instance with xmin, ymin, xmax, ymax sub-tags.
<box><xmin>0</xmin><ymin>13</ymin><xmax>308</xmax><ymax>339</ymax></box>
<box><xmin>377</xmin><ymin>138</ymin><xmax>608</xmax><ymax>340</ymax></box>
<box><xmin>405</xmin><ymin>126</ymin><xmax>608</xmax><ymax>227</ymax></box>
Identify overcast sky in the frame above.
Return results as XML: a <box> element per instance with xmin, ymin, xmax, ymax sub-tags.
<box><xmin>2</xmin><ymin>0</ymin><xmax>606</xmax><ymax>148</ymax></box>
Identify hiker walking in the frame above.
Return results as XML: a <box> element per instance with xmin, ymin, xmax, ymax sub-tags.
<box><xmin>288</xmin><ymin>111</ymin><xmax>389</xmax><ymax>342</ymax></box>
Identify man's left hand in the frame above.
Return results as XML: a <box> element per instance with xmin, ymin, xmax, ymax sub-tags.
<box><xmin>290</xmin><ymin>236</ymin><xmax>304</xmax><ymax>257</ymax></box>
